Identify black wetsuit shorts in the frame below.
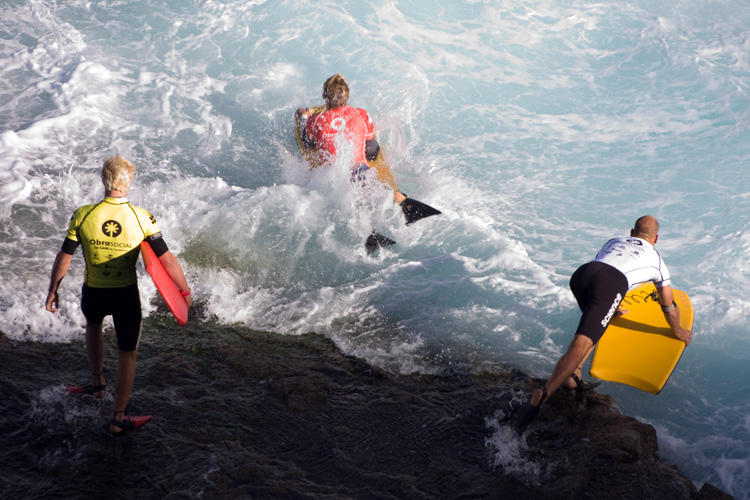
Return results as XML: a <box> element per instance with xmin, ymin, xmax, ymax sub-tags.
<box><xmin>81</xmin><ymin>284</ymin><xmax>142</xmax><ymax>351</ymax></box>
<box><xmin>569</xmin><ymin>261</ymin><xmax>628</xmax><ymax>344</ymax></box>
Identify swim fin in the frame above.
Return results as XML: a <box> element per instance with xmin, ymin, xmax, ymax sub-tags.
<box><xmin>508</xmin><ymin>402</ymin><xmax>542</xmax><ymax>435</ymax></box>
<box><xmin>563</xmin><ymin>373</ymin><xmax>601</xmax><ymax>392</ymax></box>
<box><xmin>401</xmin><ymin>197</ymin><xmax>441</xmax><ymax>225</ymax></box>
<box><xmin>505</xmin><ymin>387</ymin><xmax>547</xmax><ymax>435</ymax></box>
<box><xmin>65</xmin><ymin>384</ymin><xmax>106</xmax><ymax>396</ymax></box>
<box><xmin>365</xmin><ymin>232</ymin><xmax>396</xmax><ymax>255</ymax></box>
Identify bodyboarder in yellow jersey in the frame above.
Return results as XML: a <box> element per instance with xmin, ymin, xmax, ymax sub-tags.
<box><xmin>46</xmin><ymin>156</ymin><xmax>193</xmax><ymax>436</ymax></box>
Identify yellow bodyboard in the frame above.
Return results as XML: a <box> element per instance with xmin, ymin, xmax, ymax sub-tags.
<box><xmin>294</xmin><ymin>104</ymin><xmax>398</xmax><ymax>191</ymax></box>
<box><xmin>589</xmin><ymin>283</ymin><xmax>693</xmax><ymax>394</ymax></box>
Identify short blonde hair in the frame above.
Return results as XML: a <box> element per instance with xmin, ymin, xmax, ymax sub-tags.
<box><xmin>101</xmin><ymin>156</ymin><xmax>135</xmax><ymax>192</ymax></box>
<box><xmin>322</xmin><ymin>73</ymin><xmax>349</xmax><ymax>108</ymax></box>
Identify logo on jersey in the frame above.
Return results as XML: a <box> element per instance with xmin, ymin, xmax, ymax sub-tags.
<box><xmin>331</xmin><ymin>117</ymin><xmax>347</xmax><ymax>131</ymax></box>
<box><xmin>102</xmin><ymin>220</ymin><xmax>122</xmax><ymax>238</ymax></box>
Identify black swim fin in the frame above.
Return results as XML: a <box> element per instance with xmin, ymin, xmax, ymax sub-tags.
<box><xmin>365</xmin><ymin>232</ymin><xmax>396</xmax><ymax>255</ymax></box>
<box><xmin>504</xmin><ymin>387</ymin><xmax>547</xmax><ymax>435</ymax></box>
<box><xmin>401</xmin><ymin>197</ymin><xmax>441</xmax><ymax>225</ymax></box>
<box><xmin>508</xmin><ymin>402</ymin><xmax>542</xmax><ymax>435</ymax></box>
<box><xmin>563</xmin><ymin>373</ymin><xmax>601</xmax><ymax>392</ymax></box>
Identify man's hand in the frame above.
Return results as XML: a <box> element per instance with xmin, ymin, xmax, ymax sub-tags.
<box><xmin>675</xmin><ymin>327</ymin><xmax>693</xmax><ymax>346</ymax></box>
<box><xmin>45</xmin><ymin>290</ymin><xmax>59</xmax><ymax>313</ymax></box>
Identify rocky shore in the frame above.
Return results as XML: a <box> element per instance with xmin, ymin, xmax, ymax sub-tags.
<box><xmin>0</xmin><ymin>320</ymin><xmax>733</xmax><ymax>499</ymax></box>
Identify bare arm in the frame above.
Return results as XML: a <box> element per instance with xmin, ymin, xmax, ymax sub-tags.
<box><xmin>656</xmin><ymin>285</ymin><xmax>693</xmax><ymax>345</ymax></box>
<box><xmin>46</xmin><ymin>251</ymin><xmax>73</xmax><ymax>313</ymax></box>
<box><xmin>158</xmin><ymin>250</ymin><xmax>193</xmax><ymax>308</ymax></box>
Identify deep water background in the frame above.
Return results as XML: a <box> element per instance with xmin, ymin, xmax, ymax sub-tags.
<box><xmin>1</xmin><ymin>0</ymin><xmax>750</xmax><ymax>497</ymax></box>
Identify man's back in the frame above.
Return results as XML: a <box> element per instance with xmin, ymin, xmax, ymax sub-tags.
<box><xmin>67</xmin><ymin>197</ymin><xmax>161</xmax><ymax>288</ymax></box>
<box><xmin>307</xmin><ymin>106</ymin><xmax>375</xmax><ymax>165</ymax></box>
<box><xmin>593</xmin><ymin>236</ymin><xmax>670</xmax><ymax>289</ymax></box>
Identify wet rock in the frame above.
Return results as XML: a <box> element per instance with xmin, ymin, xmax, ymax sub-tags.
<box><xmin>0</xmin><ymin>325</ymin><xmax>733</xmax><ymax>500</ymax></box>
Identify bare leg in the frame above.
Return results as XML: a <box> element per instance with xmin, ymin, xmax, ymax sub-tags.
<box><xmin>531</xmin><ymin>334</ymin><xmax>594</xmax><ymax>405</ymax></box>
<box><xmin>562</xmin><ymin>342</ymin><xmax>596</xmax><ymax>390</ymax></box>
<box><xmin>110</xmin><ymin>349</ymin><xmax>138</xmax><ymax>433</ymax></box>
<box><xmin>85</xmin><ymin>323</ymin><xmax>106</xmax><ymax>398</ymax></box>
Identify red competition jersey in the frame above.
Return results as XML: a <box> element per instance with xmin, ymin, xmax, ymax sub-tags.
<box><xmin>305</xmin><ymin>106</ymin><xmax>375</xmax><ymax>165</ymax></box>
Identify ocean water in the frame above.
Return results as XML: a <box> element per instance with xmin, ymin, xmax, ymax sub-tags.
<box><xmin>1</xmin><ymin>0</ymin><xmax>749</xmax><ymax>497</ymax></box>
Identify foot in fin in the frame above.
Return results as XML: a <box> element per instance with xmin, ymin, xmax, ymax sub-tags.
<box><xmin>508</xmin><ymin>387</ymin><xmax>547</xmax><ymax>435</ymax></box>
<box><xmin>66</xmin><ymin>384</ymin><xmax>107</xmax><ymax>396</ymax></box>
<box><xmin>400</xmin><ymin>197</ymin><xmax>441</xmax><ymax>225</ymax></box>
<box><xmin>66</xmin><ymin>369</ymin><xmax>106</xmax><ymax>398</ymax></box>
<box><xmin>365</xmin><ymin>232</ymin><xmax>396</xmax><ymax>255</ymax></box>
<box><xmin>109</xmin><ymin>418</ymin><xmax>136</xmax><ymax>437</ymax></box>
<box><xmin>563</xmin><ymin>372</ymin><xmax>600</xmax><ymax>392</ymax></box>
<box><xmin>107</xmin><ymin>411</ymin><xmax>152</xmax><ymax>437</ymax></box>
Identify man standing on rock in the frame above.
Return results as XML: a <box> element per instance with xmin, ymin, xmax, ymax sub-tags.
<box><xmin>45</xmin><ymin>156</ymin><xmax>193</xmax><ymax>436</ymax></box>
<box><xmin>511</xmin><ymin>215</ymin><xmax>694</xmax><ymax>433</ymax></box>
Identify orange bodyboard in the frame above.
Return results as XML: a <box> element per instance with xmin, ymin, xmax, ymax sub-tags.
<box><xmin>140</xmin><ymin>241</ymin><xmax>188</xmax><ymax>326</ymax></box>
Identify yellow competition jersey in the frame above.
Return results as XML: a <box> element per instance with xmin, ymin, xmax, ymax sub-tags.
<box><xmin>67</xmin><ymin>197</ymin><xmax>162</xmax><ymax>288</ymax></box>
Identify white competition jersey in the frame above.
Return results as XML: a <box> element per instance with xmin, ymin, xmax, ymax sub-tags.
<box><xmin>593</xmin><ymin>237</ymin><xmax>671</xmax><ymax>290</ymax></box>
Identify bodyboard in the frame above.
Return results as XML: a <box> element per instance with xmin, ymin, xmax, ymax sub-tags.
<box><xmin>140</xmin><ymin>241</ymin><xmax>188</xmax><ymax>326</ymax></box>
<box><xmin>295</xmin><ymin>104</ymin><xmax>398</xmax><ymax>190</ymax></box>
<box><xmin>589</xmin><ymin>283</ymin><xmax>693</xmax><ymax>394</ymax></box>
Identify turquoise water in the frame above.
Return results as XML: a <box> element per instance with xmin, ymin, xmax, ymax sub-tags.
<box><xmin>1</xmin><ymin>0</ymin><xmax>749</xmax><ymax>496</ymax></box>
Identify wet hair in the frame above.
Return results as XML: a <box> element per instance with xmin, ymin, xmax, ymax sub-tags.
<box><xmin>101</xmin><ymin>156</ymin><xmax>135</xmax><ymax>192</ymax></box>
<box><xmin>322</xmin><ymin>73</ymin><xmax>349</xmax><ymax>108</ymax></box>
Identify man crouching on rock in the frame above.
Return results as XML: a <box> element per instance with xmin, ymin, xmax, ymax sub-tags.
<box><xmin>511</xmin><ymin>215</ymin><xmax>694</xmax><ymax>434</ymax></box>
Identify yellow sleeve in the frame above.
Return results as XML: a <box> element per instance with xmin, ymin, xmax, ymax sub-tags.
<box><xmin>65</xmin><ymin>205</ymin><xmax>94</xmax><ymax>242</ymax></box>
<box><xmin>133</xmin><ymin>205</ymin><xmax>162</xmax><ymax>239</ymax></box>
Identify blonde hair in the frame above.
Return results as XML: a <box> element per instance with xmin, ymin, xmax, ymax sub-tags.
<box><xmin>101</xmin><ymin>156</ymin><xmax>135</xmax><ymax>192</ymax></box>
<box><xmin>322</xmin><ymin>73</ymin><xmax>349</xmax><ymax>108</ymax></box>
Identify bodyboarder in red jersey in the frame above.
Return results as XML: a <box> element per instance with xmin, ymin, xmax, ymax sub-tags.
<box><xmin>295</xmin><ymin>74</ymin><xmax>441</xmax><ymax>253</ymax></box>
<box><xmin>295</xmin><ymin>73</ymin><xmax>407</xmax><ymax>204</ymax></box>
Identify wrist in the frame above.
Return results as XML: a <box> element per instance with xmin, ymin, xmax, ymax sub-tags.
<box><xmin>660</xmin><ymin>300</ymin><xmax>676</xmax><ymax>313</ymax></box>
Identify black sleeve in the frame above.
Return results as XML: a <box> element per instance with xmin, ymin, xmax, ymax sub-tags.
<box><xmin>61</xmin><ymin>238</ymin><xmax>79</xmax><ymax>255</ymax></box>
<box><xmin>146</xmin><ymin>232</ymin><xmax>169</xmax><ymax>257</ymax></box>
<box><xmin>365</xmin><ymin>139</ymin><xmax>380</xmax><ymax>161</ymax></box>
